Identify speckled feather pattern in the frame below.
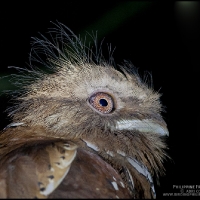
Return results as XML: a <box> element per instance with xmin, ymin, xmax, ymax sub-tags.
<box><xmin>0</xmin><ymin>22</ymin><xmax>169</xmax><ymax>198</ymax></box>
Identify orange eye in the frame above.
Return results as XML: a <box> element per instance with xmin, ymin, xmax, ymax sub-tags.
<box><xmin>89</xmin><ymin>92</ymin><xmax>114</xmax><ymax>114</ymax></box>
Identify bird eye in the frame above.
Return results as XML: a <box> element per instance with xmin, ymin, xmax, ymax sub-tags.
<box><xmin>88</xmin><ymin>92</ymin><xmax>114</xmax><ymax>114</ymax></box>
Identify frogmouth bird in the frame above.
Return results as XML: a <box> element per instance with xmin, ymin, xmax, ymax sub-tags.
<box><xmin>0</xmin><ymin>22</ymin><xmax>169</xmax><ymax>199</ymax></box>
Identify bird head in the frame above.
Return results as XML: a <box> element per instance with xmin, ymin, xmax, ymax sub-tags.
<box><xmin>3</xmin><ymin>22</ymin><xmax>169</xmax><ymax>198</ymax></box>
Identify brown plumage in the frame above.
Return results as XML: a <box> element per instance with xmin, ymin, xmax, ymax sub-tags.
<box><xmin>0</xmin><ymin>22</ymin><xmax>169</xmax><ymax>198</ymax></box>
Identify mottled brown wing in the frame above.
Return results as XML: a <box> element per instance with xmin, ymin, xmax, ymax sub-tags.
<box><xmin>0</xmin><ymin>129</ymin><xmax>77</xmax><ymax>198</ymax></box>
<box><xmin>0</xmin><ymin>126</ymin><xmax>131</xmax><ymax>198</ymax></box>
<box><xmin>49</xmin><ymin>148</ymin><xmax>131</xmax><ymax>199</ymax></box>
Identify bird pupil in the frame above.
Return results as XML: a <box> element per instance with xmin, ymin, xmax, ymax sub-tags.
<box><xmin>99</xmin><ymin>99</ymin><xmax>108</xmax><ymax>107</ymax></box>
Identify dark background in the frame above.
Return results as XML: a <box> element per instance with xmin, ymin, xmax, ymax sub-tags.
<box><xmin>0</xmin><ymin>1</ymin><xmax>199</xmax><ymax>197</ymax></box>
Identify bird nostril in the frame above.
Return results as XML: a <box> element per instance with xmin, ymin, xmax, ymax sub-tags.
<box><xmin>99</xmin><ymin>99</ymin><xmax>108</xmax><ymax>107</ymax></box>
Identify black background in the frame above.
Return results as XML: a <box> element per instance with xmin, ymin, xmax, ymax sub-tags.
<box><xmin>0</xmin><ymin>1</ymin><xmax>199</xmax><ymax>197</ymax></box>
